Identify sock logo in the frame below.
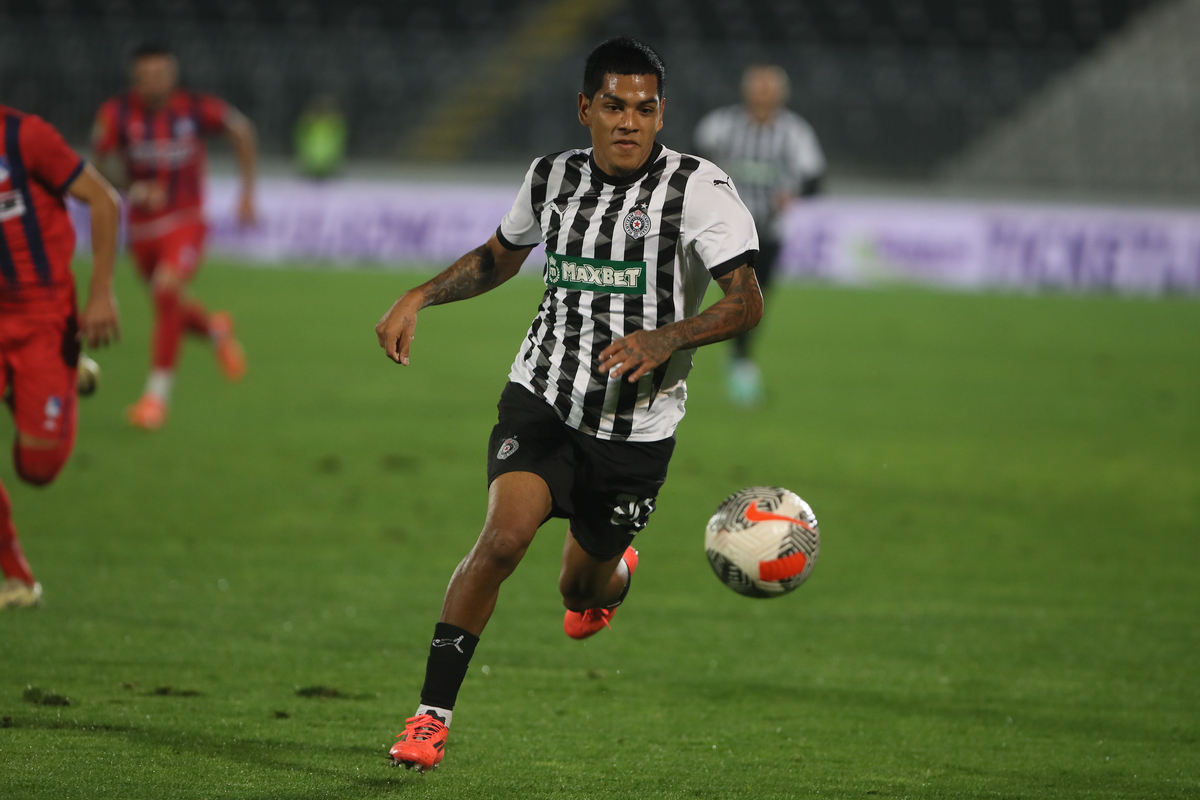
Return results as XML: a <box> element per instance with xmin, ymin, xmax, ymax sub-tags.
<box><xmin>432</xmin><ymin>635</ymin><xmax>465</xmax><ymax>653</ymax></box>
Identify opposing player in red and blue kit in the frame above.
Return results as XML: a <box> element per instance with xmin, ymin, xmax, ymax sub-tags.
<box><xmin>93</xmin><ymin>43</ymin><xmax>256</xmax><ymax>430</ymax></box>
<box><xmin>0</xmin><ymin>105</ymin><xmax>122</xmax><ymax>609</ymax></box>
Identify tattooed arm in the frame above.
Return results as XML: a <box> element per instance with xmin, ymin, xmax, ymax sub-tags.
<box><xmin>599</xmin><ymin>264</ymin><xmax>763</xmax><ymax>382</ymax></box>
<box><xmin>376</xmin><ymin>234</ymin><xmax>533</xmax><ymax>365</ymax></box>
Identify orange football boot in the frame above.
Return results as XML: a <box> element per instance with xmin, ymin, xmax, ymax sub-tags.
<box><xmin>564</xmin><ymin>546</ymin><xmax>638</xmax><ymax>640</ymax></box>
<box><xmin>126</xmin><ymin>394</ymin><xmax>167</xmax><ymax>430</ymax></box>
<box><xmin>389</xmin><ymin>713</ymin><xmax>449</xmax><ymax>773</ymax></box>
<box><xmin>209</xmin><ymin>311</ymin><xmax>246</xmax><ymax>382</ymax></box>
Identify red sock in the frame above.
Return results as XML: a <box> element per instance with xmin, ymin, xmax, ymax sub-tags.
<box><xmin>152</xmin><ymin>285</ymin><xmax>185</xmax><ymax>370</ymax></box>
<box><xmin>181</xmin><ymin>299</ymin><xmax>211</xmax><ymax>337</ymax></box>
<box><xmin>0</xmin><ymin>479</ymin><xmax>35</xmax><ymax>585</ymax></box>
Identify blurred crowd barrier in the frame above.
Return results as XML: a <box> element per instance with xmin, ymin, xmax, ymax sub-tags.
<box><xmin>71</xmin><ymin>177</ymin><xmax>1200</xmax><ymax>295</ymax></box>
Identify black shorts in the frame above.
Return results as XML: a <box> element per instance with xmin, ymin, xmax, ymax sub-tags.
<box><xmin>486</xmin><ymin>382</ymin><xmax>675</xmax><ymax>561</ymax></box>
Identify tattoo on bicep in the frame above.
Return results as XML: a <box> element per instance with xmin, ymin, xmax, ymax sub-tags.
<box><xmin>423</xmin><ymin>245</ymin><xmax>499</xmax><ymax>306</ymax></box>
<box><xmin>664</xmin><ymin>267</ymin><xmax>762</xmax><ymax>350</ymax></box>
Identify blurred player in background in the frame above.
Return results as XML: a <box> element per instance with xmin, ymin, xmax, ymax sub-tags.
<box><xmin>375</xmin><ymin>37</ymin><xmax>762</xmax><ymax>773</ymax></box>
<box><xmin>0</xmin><ymin>105</ymin><xmax>121</xmax><ymax>609</ymax></box>
<box><xmin>695</xmin><ymin>65</ymin><xmax>825</xmax><ymax>407</ymax></box>
<box><xmin>93</xmin><ymin>43</ymin><xmax>255</xmax><ymax>430</ymax></box>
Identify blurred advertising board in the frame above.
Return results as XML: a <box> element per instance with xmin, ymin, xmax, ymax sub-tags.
<box><xmin>72</xmin><ymin>177</ymin><xmax>1200</xmax><ymax>294</ymax></box>
<box><xmin>780</xmin><ymin>198</ymin><xmax>1200</xmax><ymax>294</ymax></box>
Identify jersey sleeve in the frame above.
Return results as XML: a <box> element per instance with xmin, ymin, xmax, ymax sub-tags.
<box><xmin>92</xmin><ymin>99</ymin><xmax>122</xmax><ymax>157</ymax></box>
<box><xmin>683</xmin><ymin>163</ymin><xmax>760</xmax><ymax>279</ymax></box>
<box><xmin>496</xmin><ymin>159</ymin><xmax>543</xmax><ymax>250</ymax></box>
<box><xmin>23</xmin><ymin>114</ymin><xmax>84</xmax><ymax>194</ymax></box>
<box><xmin>196</xmin><ymin>94</ymin><xmax>231</xmax><ymax>134</ymax></box>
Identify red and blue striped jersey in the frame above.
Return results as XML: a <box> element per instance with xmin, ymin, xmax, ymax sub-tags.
<box><xmin>0</xmin><ymin>106</ymin><xmax>85</xmax><ymax>317</ymax></box>
<box><xmin>93</xmin><ymin>89</ymin><xmax>228</xmax><ymax>231</ymax></box>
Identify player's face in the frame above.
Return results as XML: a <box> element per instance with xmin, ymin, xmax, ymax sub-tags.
<box><xmin>578</xmin><ymin>73</ymin><xmax>664</xmax><ymax>177</ymax></box>
<box><xmin>743</xmin><ymin>68</ymin><xmax>786</xmax><ymax>121</ymax></box>
<box><xmin>131</xmin><ymin>55</ymin><xmax>179</xmax><ymax>108</ymax></box>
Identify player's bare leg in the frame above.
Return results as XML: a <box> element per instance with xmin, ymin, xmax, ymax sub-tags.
<box><xmin>561</xmin><ymin>535</ymin><xmax>637</xmax><ymax>640</ymax></box>
<box><xmin>391</xmin><ymin>471</ymin><xmax>550</xmax><ymax>771</ymax></box>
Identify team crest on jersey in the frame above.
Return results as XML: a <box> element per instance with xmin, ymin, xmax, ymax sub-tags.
<box><xmin>623</xmin><ymin>204</ymin><xmax>652</xmax><ymax>240</ymax></box>
<box><xmin>496</xmin><ymin>437</ymin><xmax>519</xmax><ymax>460</ymax></box>
<box><xmin>0</xmin><ymin>156</ymin><xmax>9</xmax><ymax>183</ymax></box>
<box><xmin>174</xmin><ymin>117</ymin><xmax>196</xmax><ymax>138</ymax></box>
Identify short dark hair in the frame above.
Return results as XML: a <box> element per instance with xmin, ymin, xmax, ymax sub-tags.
<box><xmin>582</xmin><ymin>37</ymin><xmax>666</xmax><ymax>100</ymax></box>
<box><xmin>131</xmin><ymin>42</ymin><xmax>175</xmax><ymax>62</ymax></box>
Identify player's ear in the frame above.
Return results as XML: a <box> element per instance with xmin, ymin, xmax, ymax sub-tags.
<box><xmin>578</xmin><ymin>92</ymin><xmax>591</xmax><ymax>127</ymax></box>
<box><xmin>656</xmin><ymin>97</ymin><xmax>665</xmax><ymax>132</ymax></box>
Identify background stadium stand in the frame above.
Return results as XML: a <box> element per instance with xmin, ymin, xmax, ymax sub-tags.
<box><xmin>943</xmin><ymin>0</ymin><xmax>1200</xmax><ymax>197</ymax></box>
<box><xmin>2</xmin><ymin>0</ymin><xmax>1191</xmax><ymax>195</ymax></box>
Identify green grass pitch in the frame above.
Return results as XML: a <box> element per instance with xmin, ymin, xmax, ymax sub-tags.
<box><xmin>1</xmin><ymin>259</ymin><xmax>1197</xmax><ymax>799</ymax></box>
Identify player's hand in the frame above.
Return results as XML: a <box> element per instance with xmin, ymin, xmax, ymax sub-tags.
<box><xmin>236</xmin><ymin>193</ymin><xmax>257</xmax><ymax>227</ymax></box>
<box><xmin>79</xmin><ymin>289</ymin><xmax>121</xmax><ymax>348</ymax></box>
<box><xmin>376</xmin><ymin>291</ymin><xmax>423</xmax><ymax>365</ymax></box>
<box><xmin>599</xmin><ymin>329</ymin><xmax>675</xmax><ymax>383</ymax></box>
<box><xmin>128</xmin><ymin>180</ymin><xmax>167</xmax><ymax>212</ymax></box>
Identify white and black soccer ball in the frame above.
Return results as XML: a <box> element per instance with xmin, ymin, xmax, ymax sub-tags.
<box><xmin>705</xmin><ymin>487</ymin><xmax>820</xmax><ymax>598</ymax></box>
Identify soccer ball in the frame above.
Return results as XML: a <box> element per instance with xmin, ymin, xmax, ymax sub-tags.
<box><xmin>705</xmin><ymin>487</ymin><xmax>820</xmax><ymax>598</ymax></box>
<box><xmin>77</xmin><ymin>354</ymin><xmax>101</xmax><ymax>397</ymax></box>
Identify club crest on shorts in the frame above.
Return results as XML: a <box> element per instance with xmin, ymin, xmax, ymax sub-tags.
<box><xmin>496</xmin><ymin>437</ymin><xmax>519</xmax><ymax>460</ymax></box>
<box><xmin>623</xmin><ymin>205</ymin><xmax>652</xmax><ymax>240</ymax></box>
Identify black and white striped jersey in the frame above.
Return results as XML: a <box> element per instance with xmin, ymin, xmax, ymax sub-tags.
<box><xmin>694</xmin><ymin>106</ymin><xmax>825</xmax><ymax>237</ymax></box>
<box><xmin>496</xmin><ymin>142</ymin><xmax>758</xmax><ymax>442</ymax></box>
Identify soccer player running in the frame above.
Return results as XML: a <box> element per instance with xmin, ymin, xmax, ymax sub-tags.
<box><xmin>93</xmin><ymin>44</ymin><xmax>256</xmax><ymax>430</ymax></box>
<box><xmin>375</xmin><ymin>38</ymin><xmax>763</xmax><ymax>772</ymax></box>
<box><xmin>695</xmin><ymin>65</ymin><xmax>825</xmax><ymax>407</ymax></box>
<box><xmin>0</xmin><ymin>105</ymin><xmax>121</xmax><ymax>609</ymax></box>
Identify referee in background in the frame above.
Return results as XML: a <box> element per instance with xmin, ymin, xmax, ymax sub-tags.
<box><xmin>695</xmin><ymin>64</ymin><xmax>825</xmax><ymax>407</ymax></box>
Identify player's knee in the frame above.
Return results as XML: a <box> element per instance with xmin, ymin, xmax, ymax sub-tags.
<box><xmin>13</xmin><ymin>441</ymin><xmax>70</xmax><ymax>486</ymax></box>
<box><xmin>475</xmin><ymin>526</ymin><xmax>531</xmax><ymax>576</ymax></box>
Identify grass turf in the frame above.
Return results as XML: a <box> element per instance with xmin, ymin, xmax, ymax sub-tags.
<box><xmin>0</xmin><ymin>260</ymin><xmax>1197</xmax><ymax>799</ymax></box>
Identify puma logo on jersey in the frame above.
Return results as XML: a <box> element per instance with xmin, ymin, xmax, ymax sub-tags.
<box><xmin>432</xmin><ymin>635</ymin><xmax>465</xmax><ymax>653</ymax></box>
<box><xmin>713</xmin><ymin>178</ymin><xmax>733</xmax><ymax>188</ymax></box>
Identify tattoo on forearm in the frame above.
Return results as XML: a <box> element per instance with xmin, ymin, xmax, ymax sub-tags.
<box><xmin>421</xmin><ymin>245</ymin><xmax>500</xmax><ymax>307</ymax></box>
<box><xmin>661</xmin><ymin>266</ymin><xmax>763</xmax><ymax>351</ymax></box>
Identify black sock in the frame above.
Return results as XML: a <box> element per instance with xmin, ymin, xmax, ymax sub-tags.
<box><xmin>419</xmin><ymin>622</ymin><xmax>480</xmax><ymax>711</ymax></box>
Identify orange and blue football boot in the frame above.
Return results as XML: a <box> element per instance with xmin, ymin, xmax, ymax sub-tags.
<box><xmin>563</xmin><ymin>546</ymin><xmax>638</xmax><ymax>640</ymax></box>
<box><xmin>389</xmin><ymin>712</ymin><xmax>448</xmax><ymax>773</ymax></box>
